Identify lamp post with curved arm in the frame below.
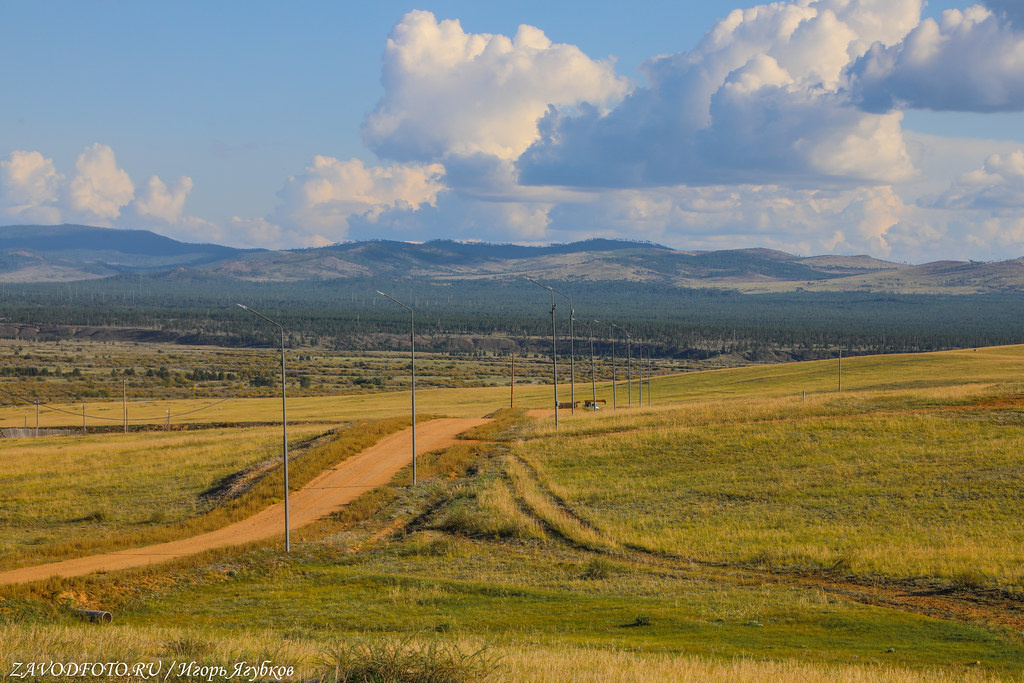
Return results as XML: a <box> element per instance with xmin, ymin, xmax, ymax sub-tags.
<box><xmin>594</xmin><ymin>320</ymin><xmax>616</xmax><ymax>410</ymax></box>
<box><xmin>376</xmin><ymin>290</ymin><xmax>417</xmax><ymax>485</ymax></box>
<box><xmin>577</xmin><ymin>320</ymin><xmax>598</xmax><ymax>410</ymax></box>
<box><xmin>612</xmin><ymin>323</ymin><xmax>633</xmax><ymax>407</ymax></box>
<box><xmin>236</xmin><ymin>303</ymin><xmax>290</xmax><ymax>553</ymax></box>
<box><xmin>527</xmin><ymin>278</ymin><xmax>559</xmax><ymax>428</ymax></box>
<box><xmin>546</xmin><ymin>284</ymin><xmax>575</xmax><ymax>415</ymax></box>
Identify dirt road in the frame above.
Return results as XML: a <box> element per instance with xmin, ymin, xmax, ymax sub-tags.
<box><xmin>0</xmin><ymin>417</ymin><xmax>486</xmax><ymax>586</ymax></box>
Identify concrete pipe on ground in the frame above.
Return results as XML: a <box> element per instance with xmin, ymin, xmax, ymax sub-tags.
<box><xmin>74</xmin><ymin>609</ymin><xmax>112</xmax><ymax>623</ymax></box>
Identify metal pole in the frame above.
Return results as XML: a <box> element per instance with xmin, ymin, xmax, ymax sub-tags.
<box><xmin>237</xmin><ymin>304</ymin><xmax>291</xmax><ymax>553</ymax></box>
<box><xmin>550</xmin><ymin>292</ymin><xmax>558</xmax><ymax>427</ymax></box>
<box><xmin>544</xmin><ymin>285</ymin><xmax>575</xmax><ymax>415</ymax></box>
<box><xmin>647</xmin><ymin>346</ymin><xmax>652</xmax><ymax>406</ymax></box>
<box><xmin>589</xmin><ymin>327</ymin><xmax>596</xmax><ymax>408</ymax></box>
<box><xmin>123</xmin><ymin>379</ymin><xmax>127</xmax><ymax>433</ymax></box>
<box><xmin>510</xmin><ymin>352</ymin><xmax>515</xmax><ymax>408</ymax></box>
<box><xmin>567</xmin><ymin>300</ymin><xmax>575</xmax><ymax>414</ymax></box>
<box><xmin>405</xmin><ymin>307</ymin><xmax>409</xmax><ymax>483</ymax></box>
<box><xmin>82</xmin><ymin>404</ymin><xmax>86</xmax><ymax>431</ymax></box>
<box><xmin>839</xmin><ymin>347</ymin><xmax>843</xmax><ymax>392</ymax></box>
<box><xmin>578</xmin><ymin>321</ymin><xmax>598</xmax><ymax>409</ymax></box>
<box><xmin>627</xmin><ymin>335</ymin><xmax>632</xmax><ymax>406</ymax></box>
<box><xmin>637</xmin><ymin>345</ymin><xmax>643</xmax><ymax>407</ymax></box>
<box><xmin>611</xmin><ymin>323</ymin><xmax>631</xmax><ymax>407</ymax></box>
<box><xmin>527</xmin><ymin>279</ymin><xmax>559</xmax><ymax>428</ymax></box>
<box><xmin>595</xmin><ymin>320</ymin><xmax>616</xmax><ymax>410</ymax></box>
<box><xmin>279</xmin><ymin>326</ymin><xmax>290</xmax><ymax>550</ymax></box>
<box><xmin>376</xmin><ymin>291</ymin><xmax>417</xmax><ymax>483</ymax></box>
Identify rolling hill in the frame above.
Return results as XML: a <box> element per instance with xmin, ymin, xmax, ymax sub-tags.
<box><xmin>4</xmin><ymin>223</ymin><xmax>1023</xmax><ymax>294</ymax></box>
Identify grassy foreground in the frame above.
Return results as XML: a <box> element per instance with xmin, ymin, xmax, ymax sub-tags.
<box><xmin>3</xmin><ymin>346</ymin><xmax>1024</xmax><ymax>680</ymax></box>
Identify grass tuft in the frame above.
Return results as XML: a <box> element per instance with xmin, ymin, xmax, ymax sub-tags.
<box><xmin>314</xmin><ymin>637</ymin><xmax>501</xmax><ymax>683</ymax></box>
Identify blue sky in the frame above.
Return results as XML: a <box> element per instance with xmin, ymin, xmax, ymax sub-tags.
<box><xmin>3</xmin><ymin>0</ymin><xmax>1024</xmax><ymax>262</ymax></box>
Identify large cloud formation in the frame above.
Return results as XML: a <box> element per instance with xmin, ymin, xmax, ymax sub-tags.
<box><xmin>849</xmin><ymin>5</ymin><xmax>1024</xmax><ymax>113</ymax></box>
<box><xmin>8</xmin><ymin>2</ymin><xmax>1024</xmax><ymax>261</ymax></box>
<box><xmin>339</xmin><ymin>1</ymin><xmax>1024</xmax><ymax>258</ymax></box>
<box><xmin>363</xmin><ymin>10</ymin><xmax>628</xmax><ymax>163</ymax></box>
<box><xmin>517</xmin><ymin>0</ymin><xmax>921</xmax><ymax>189</ymax></box>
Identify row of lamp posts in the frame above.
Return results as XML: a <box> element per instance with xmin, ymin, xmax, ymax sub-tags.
<box><xmin>238</xmin><ymin>283</ymin><xmax>653</xmax><ymax>553</ymax></box>
<box><xmin>526</xmin><ymin>279</ymin><xmax>653</xmax><ymax>425</ymax></box>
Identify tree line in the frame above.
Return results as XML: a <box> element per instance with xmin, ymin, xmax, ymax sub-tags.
<box><xmin>0</xmin><ymin>274</ymin><xmax>1021</xmax><ymax>360</ymax></box>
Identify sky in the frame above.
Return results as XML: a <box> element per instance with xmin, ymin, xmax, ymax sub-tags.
<box><xmin>3</xmin><ymin>0</ymin><xmax>1024</xmax><ymax>263</ymax></box>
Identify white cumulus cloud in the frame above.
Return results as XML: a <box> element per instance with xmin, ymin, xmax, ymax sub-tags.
<box><xmin>0</xmin><ymin>144</ymin><xmax>209</xmax><ymax>240</ymax></box>
<box><xmin>362</xmin><ymin>10</ymin><xmax>629</xmax><ymax>163</ymax></box>
<box><xmin>518</xmin><ymin>0</ymin><xmax>920</xmax><ymax>189</ymax></box>
<box><xmin>544</xmin><ymin>184</ymin><xmax>907</xmax><ymax>257</ymax></box>
<box><xmin>68</xmin><ymin>143</ymin><xmax>135</xmax><ymax>223</ymax></box>
<box><xmin>929</xmin><ymin>149</ymin><xmax>1024</xmax><ymax>211</ymax></box>
<box><xmin>270</xmin><ymin>156</ymin><xmax>446</xmax><ymax>246</ymax></box>
<box><xmin>849</xmin><ymin>6</ymin><xmax>1024</xmax><ymax>112</ymax></box>
<box><xmin>132</xmin><ymin>175</ymin><xmax>194</xmax><ymax>224</ymax></box>
<box><xmin>0</xmin><ymin>150</ymin><xmax>63</xmax><ymax>223</ymax></box>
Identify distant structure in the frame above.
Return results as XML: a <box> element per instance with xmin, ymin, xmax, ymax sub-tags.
<box><xmin>0</xmin><ymin>428</ymin><xmax>80</xmax><ymax>438</ymax></box>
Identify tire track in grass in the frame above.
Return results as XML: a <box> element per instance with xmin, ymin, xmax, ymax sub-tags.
<box><xmin>513</xmin><ymin>412</ymin><xmax>1024</xmax><ymax>637</ymax></box>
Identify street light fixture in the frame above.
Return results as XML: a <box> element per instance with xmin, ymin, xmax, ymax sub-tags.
<box><xmin>376</xmin><ymin>290</ymin><xmax>418</xmax><ymax>484</ymax></box>
<box><xmin>527</xmin><ymin>278</ymin><xmax>559</xmax><ymax>428</ymax></box>
<box><xmin>236</xmin><ymin>303</ymin><xmax>291</xmax><ymax>553</ymax></box>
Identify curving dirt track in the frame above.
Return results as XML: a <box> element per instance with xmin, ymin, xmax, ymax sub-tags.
<box><xmin>0</xmin><ymin>417</ymin><xmax>486</xmax><ymax>586</ymax></box>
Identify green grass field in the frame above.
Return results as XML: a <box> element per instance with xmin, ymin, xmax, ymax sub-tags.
<box><xmin>2</xmin><ymin>345</ymin><xmax>1024</xmax><ymax>680</ymax></box>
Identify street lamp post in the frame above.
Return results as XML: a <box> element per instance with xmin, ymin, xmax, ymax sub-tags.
<box><xmin>527</xmin><ymin>278</ymin><xmax>559</xmax><ymax>428</ymax></box>
<box><xmin>647</xmin><ymin>344</ymin><xmax>653</xmax><ymax>406</ymax></box>
<box><xmin>578</xmin><ymin>320</ymin><xmax>598</xmax><ymax>409</ymax></box>
<box><xmin>611</xmin><ymin>323</ymin><xmax>632</xmax><ymax>407</ymax></box>
<box><xmin>547</xmin><ymin>285</ymin><xmax>575</xmax><ymax>415</ymax></box>
<box><xmin>637</xmin><ymin>343</ymin><xmax>644</xmax><ymax>408</ymax></box>
<box><xmin>236</xmin><ymin>303</ymin><xmax>291</xmax><ymax>553</ymax></box>
<box><xmin>626</xmin><ymin>333</ymin><xmax>633</xmax><ymax>406</ymax></box>
<box><xmin>594</xmin><ymin>320</ymin><xmax>616</xmax><ymax>410</ymax></box>
<box><xmin>376</xmin><ymin>291</ymin><xmax>417</xmax><ymax>484</ymax></box>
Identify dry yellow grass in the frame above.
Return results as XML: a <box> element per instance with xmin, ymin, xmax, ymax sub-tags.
<box><xmin>0</xmin><ymin>425</ymin><xmax>326</xmax><ymax>570</ymax></box>
<box><xmin>0</xmin><ymin>625</ymin><xmax>995</xmax><ymax>682</ymax></box>
<box><xmin>0</xmin><ymin>383</ymin><xmax>543</xmax><ymax>429</ymax></box>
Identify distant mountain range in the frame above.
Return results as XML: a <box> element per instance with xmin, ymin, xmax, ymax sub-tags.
<box><xmin>2</xmin><ymin>223</ymin><xmax>1023</xmax><ymax>294</ymax></box>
